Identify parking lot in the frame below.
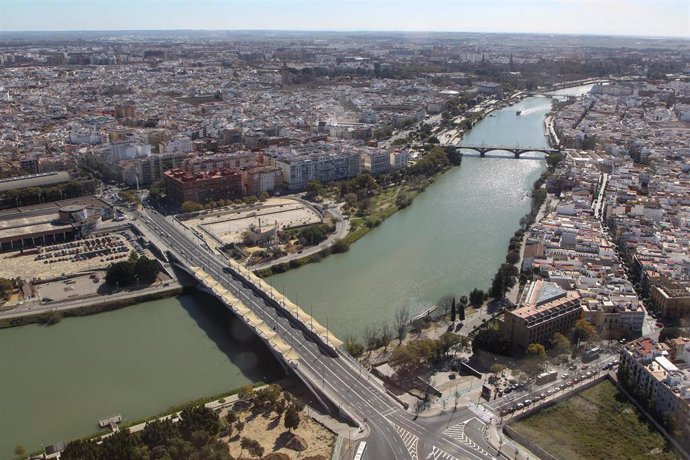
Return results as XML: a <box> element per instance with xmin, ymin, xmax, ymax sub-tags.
<box><xmin>0</xmin><ymin>231</ymin><xmax>140</xmax><ymax>281</ymax></box>
<box><xmin>491</xmin><ymin>355</ymin><xmax>619</xmax><ymax>417</ymax></box>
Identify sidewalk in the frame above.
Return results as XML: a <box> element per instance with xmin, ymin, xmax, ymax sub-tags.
<box><xmin>485</xmin><ymin>420</ymin><xmax>540</xmax><ymax>460</ymax></box>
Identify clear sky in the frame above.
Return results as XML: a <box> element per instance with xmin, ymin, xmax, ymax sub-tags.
<box><xmin>1</xmin><ymin>0</ymin><xmax>688</xmax><ymax>37</ymax></box>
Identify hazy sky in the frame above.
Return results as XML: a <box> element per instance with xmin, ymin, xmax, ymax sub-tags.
<box><xmin>1</xmin><ymin>0</ymin><xmax>688</xmax><ymax>37</ymax></box>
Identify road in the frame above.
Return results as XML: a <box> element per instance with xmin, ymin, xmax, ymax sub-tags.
<box><xmin>0</xmin><ymin>281</ymin><xmax>182</xmax><ymax>321</ymax></box>
<box><xmin>138</xmin><ymin>206</ymin><xmax>498</xmax><ymax>460</ymax></box>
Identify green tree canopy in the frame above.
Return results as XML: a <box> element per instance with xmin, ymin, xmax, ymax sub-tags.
<box><xmin>489</xmin><ymin>263</ymin><xmax>519</xmax><ymax>299</ymax></box>
<box><xmin>526</xmin><ymin>342</ymin><xmax>546</xmax><ymax>360</ymax></box>
<box><xmin>284</xmin><ymin>405</ymin><xmax>301</xmax><ymax>432</ymax></box>
<box><xmin>469</xmin><ymin>288</ymin><xmax>486</xmax><ymax>308</ymax></box>
<box><xmin>179</xmin><ymin>405</ymin><xmax>221</xmax><ymax>440</ymax></box>
<box><xmin>551</xmin><ymin>332</ymin><xmax>571</xmax><ymax>356</ymax></box>
<box><xmin>181</xmin><ymin>201</ymin><xmax>203</xmax><ymax>213</ymax></box>
<box><xmin>572</xmin><ymin>319</ymin><xmax>598</xmax><ymax>344</ymax></box>
<box><xmin>472</xmin><ymin>326</ymin><xmax>510</xmax><ymax>355</ymax></box>
<box><xmin>61</xmin><ymin>439</ymin><xmax>99</xmax><ymax>460</ymax></box>
<box><xmin>659</xmin><ymin>327</ymin><xmax>689</xmax><ymax>343</ymax></box>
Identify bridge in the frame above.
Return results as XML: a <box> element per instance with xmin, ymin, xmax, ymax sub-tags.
<box><xmin>455</xmin><ymin>144</ymin><xmax>560</xmax><ymax>158</ymax></box>
<box><xmin>136</xmin><ymin>207</ymin><xmax>499</xmax><ymax>460</ymax></box>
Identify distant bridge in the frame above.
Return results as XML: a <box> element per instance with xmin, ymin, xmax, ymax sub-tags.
<box><xmin>455</xmin><ymin>144</ymin><xmax>560</xmax><ymax>159</ymax></box>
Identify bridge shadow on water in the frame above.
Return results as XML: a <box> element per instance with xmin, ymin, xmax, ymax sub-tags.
<box><xmin>177</xmin><ymin>290</ymin><xmax>284</xmax><ymax>383</ymax></box>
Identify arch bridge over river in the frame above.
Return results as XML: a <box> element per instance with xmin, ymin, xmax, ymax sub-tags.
<box><xmin>455</xmin><ymin>144</ymin><xmax>560</xmax><ymax>158</ymax></box>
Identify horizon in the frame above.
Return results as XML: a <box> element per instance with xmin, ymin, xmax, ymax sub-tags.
<box><xmin>1</xmin><ymin>0</ymin><xmax>688</xmax><ymax>38</ymax></box>
<box><xmin>0</xmin><ymin>28</ymin><xmax>688</xmax><ymax>41</ymax></box>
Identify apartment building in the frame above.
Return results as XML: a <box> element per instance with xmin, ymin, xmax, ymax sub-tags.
<box><xmin>362</xmin><ymin>150</ymin><xmax>391</xmax><ymax>175</ymax></box>
<box><xmin>619</xmin><ymin>337</ymin><xmax>690</xmax><ymax>449</ymax></box>
<box><xmin>163</xmin><ymin>168</ymin><xmax>242</xmax><ymax>204</ymax></box>
<box><xmin>501</xmin><ymin>280</ymin><xmax>582</xmax><ymax>351</ymax></box>
<box><xmin>650</xmin><ymin>281</ymin><xmax>690</xmax><ymax>320</ymax></box>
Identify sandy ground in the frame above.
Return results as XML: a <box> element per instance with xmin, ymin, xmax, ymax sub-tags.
<box><xmin>36</xmin><ymin>270</ymin><xmax>108</xmax><ymax>301</ymax></box>
<box><xmin>185</xmin><ymin>198</ymin><xmax>322</xmax><ymax>245</ymax></box>
<box><xmin>0</xmin><ymin>232</ymin><xmax>138</xmax><ymax>281</ymax></box>
<box><xmin>224</xmin><ymin>406</ymin><xmax>335</xmax><ymax>459</ymax></box>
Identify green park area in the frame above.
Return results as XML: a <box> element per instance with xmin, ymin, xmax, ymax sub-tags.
<box><xmin>510</xmin><ymin>380</ymin><xmax>680</xmax><ymax>460</ymax></box>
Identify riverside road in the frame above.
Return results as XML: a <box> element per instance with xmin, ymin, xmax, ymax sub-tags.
<box><xmin>141</xmin><ymin>206</ymin><xmax>497</xmax><ymax>460</ymax></box>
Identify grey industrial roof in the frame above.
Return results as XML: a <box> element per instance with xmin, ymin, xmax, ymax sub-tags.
<box><xmin>0</xmin><ymin>171</ymin><xmax>72</xmax><ymax>193</ymax></box>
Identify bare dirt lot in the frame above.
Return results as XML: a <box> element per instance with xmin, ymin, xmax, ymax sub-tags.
<box><xmin>184</xmin><ymin>198</ymin><xmax>322</xmax><ymax>245</ymax></box>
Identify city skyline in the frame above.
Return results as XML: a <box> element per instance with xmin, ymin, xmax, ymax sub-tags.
<box><xmin>1</xmin><ymin>0</ymin><xmax>689</xmax><ymax>38</ymax></box>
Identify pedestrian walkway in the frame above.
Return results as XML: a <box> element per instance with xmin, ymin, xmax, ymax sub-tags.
<box><xmin>469</xmin><ymin>404</ymin><xmax>496</xmax><ymax>424</ymax></box>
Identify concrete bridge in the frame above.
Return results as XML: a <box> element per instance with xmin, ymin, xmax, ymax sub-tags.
<box><xmin>139</xmin><ymin>208</ymin><xmax>498</xmax><ymax>459</ymax></box>
<box><xmin>456</xmin><ymin>144</ymin><xmax>560</xmax><ymax>158</ymax></box>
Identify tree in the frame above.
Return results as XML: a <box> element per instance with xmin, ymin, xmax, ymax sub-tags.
<box><xmin>179</xmin><ymin>404</ymin><xmax>221</xmax><ymax>439</ymax></box>
<box><xmin>181</xmin><ymin>200</ymin><xmax>203</xmax><ymax>213</ymax></box>
<box><xmin>469</xmin><ymin>288</ymin><xmax>485</xmax><ymax>308</ymax></box>
<box><xmin>659</xmin><ymin>327</ymin><xmax>688</xmax><ymax>343</ymax></box>
<box><xmin>446</xmin><ymin>148</ymin><xmax>463</xmax><ymax>166</ymax></box>
<box><xmin>105</xmin><ymin>260</ymin><xmax>135</xmax><ymax>286</ymax></box>
<box><xmin>305</xmin><ymin>180</ymin><xmax>322</xmax><ymax>199</ymax></box>
<box><xmin>390</xmin><ymin>338</ymin><xmax>443</xmax><ymax>376</ymax></box>
<box><xmin>284</xmin><ymin>405</ymin><xmax>301</xmax><ymax>432</ymax></box>
<box><xmin>458</xmin><ymin>303</ymin><xmax>465</xmax><ymax>321</ymax></box>
<box><xmin>0</xmin><ymin>277</ymin><xmax>13</xmax><ymax>300</ymax></box>
<box><xmin>141</xmin><ymin>418</ymin><xmax>179</xmax><ymax>450</ymax></box>
<box><xmin>489</xmin><ymin>263</ymin><xmax>519</xmax><ymax>299</ymax></box>
<box><xmin>450</xmin><ymin>297</ymin><xmax>457</xmax><ymax>323</ymax></box>
<box><xmin>490</xmin><ymin>363</ymin><xmax>507</xmax><ymax>376</ymax></box>
<box><xmin>525</xmin><ymin>343</ymin><xmax>547</xmax><ymax>376</ymax></box>
<box><xmin>98</xmin><ymin>430</ymin><xmax>139</xmax><ymax>460</ymax></box>
<box><xmin>61</xmin><ymin>439</ymin><xmax>99</xmax><ymax>460</ymax></box>
<box><xmin>506</xmin><ymin>250</ymin><xmax>520</xmax><ymax>265</ymax></box>
<box><xmin>572</xmin><ymin>319</ymin><xmax>598</xmax><ymax>344</ymax></box>
<box><xmin>238</xmin><ymin>385</ymin><xmax>255</xmax><ymax>403</ymax></box>
<box><xmin>246</xmin><ymin>439</ymin><xmax>264</xmax><ymax>458</ymax></box>
<box><xmin>439</xmin><ymin>332</ymin><xmax>461</xmax><ymax>355</ymax></box>
<box><xmin>472</xmin><ymin>326</ymin><xmax>509</xmax><ymax>355</ymax></box>
<box><xmin>394</xmin><ymin>304</ymin><xmax>412</xmax><ymax>341</ymax></box>
<box><xmin>437</xmin><ymin>294</ymin><xmax>456</xmax><ymax>317</ymax></box>
<box><xmin>551</xmin><ymin>332</ymin><xmax>571</xmax><ymax>357</ymax></box>
<box><xmin>134</xmin><ymin>256</ymin><xmax>160</xmax><ymax>285</ymax></box>
<box><xmin>526</xmin><ymin>343</ymin><xmax>546</xmax><ymax>360</ymax></box>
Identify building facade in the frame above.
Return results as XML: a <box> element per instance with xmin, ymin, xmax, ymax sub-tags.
<box><xmin>501</xmin><ymin>280</ymin><xmax>582</xmax><ymax>351</ymax></box>
<box><xmin>163</xmin><ymin>168</ymin><xmax>243</xmax><ymax>205</ymax></box>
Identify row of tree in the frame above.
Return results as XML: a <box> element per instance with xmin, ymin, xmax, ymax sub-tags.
<box><xmin>105</xmin><ymin>254</ymin><xmax>160</xmax><ymax>287</ymax></box>
<box><xmin>61</xmin><ymin>404</ymin><xmax>229</xmax><ymax>460</ymax></box>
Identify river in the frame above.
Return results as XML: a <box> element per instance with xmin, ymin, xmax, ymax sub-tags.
<box><xmin>0</xmin><ymin>294</ymin><xmax>282</xmax><ymax>457</ymax></box>
<box><xmin>0</xmin><ymin>84</ymin><xmax>592</xmax><ymax>458</ymax></box>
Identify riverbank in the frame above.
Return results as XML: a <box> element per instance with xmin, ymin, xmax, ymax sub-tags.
<box><xmin>255</xmin><ymin>164</ymin><xmax>454</xmax><ymax>278</ymax></box>
<box><xmin>0</xmin><ymin>281</ymin><xmax>184</xmax><ymax>328</ymax></box>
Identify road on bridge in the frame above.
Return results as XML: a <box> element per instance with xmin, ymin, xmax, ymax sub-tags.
<box><xmin>138</xmin><ymin>206</ymin><xmax>498</xmax><ymax>460</ymax></box>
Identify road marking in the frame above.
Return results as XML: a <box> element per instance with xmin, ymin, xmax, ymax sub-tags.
<box><xmin>442</xmin><ymin>422</ymin><xmax>491</xmax><ymax>457</ymax></box>
<box><xmin>427</xmin><ymin>446</ymin><xmax>457</xmax><ymax>460</ymax></box>
<box><xmin>393</xmin><ymin>423</ymin><xmax>419</xmax><ymax>460</ymax></box>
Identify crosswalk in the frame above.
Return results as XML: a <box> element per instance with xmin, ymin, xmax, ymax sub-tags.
<box><xmin>442</xmin><ymin>421</ymin><xmax>492</xmax><ymax>457</ymax></box>
<box><xmin>393</xmin><ymin>423</ymin><xmax>419</xmax><ymax>460</ymax></box>
<box><xmin>469</xmin><ymin>404</ymin><xmax>496</xmax><ymax>424</ymax></box>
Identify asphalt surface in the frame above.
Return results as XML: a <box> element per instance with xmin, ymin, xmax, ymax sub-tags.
<box><xmin>139</xmin><ymin>207</ymin><xmax>498</xmax><ymax>460</ymax></box>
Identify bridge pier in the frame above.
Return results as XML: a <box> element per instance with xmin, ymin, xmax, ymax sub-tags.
<box><xmin>514</xmin><ymin>152</ymin><xmax>520</xmax><ymax>159</ymax></box>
